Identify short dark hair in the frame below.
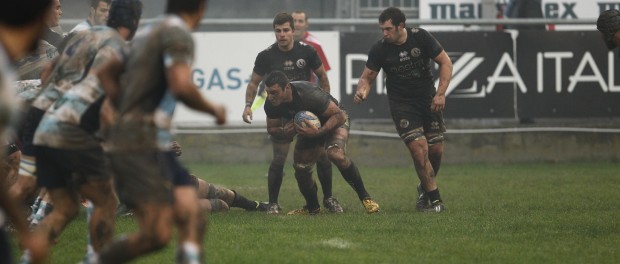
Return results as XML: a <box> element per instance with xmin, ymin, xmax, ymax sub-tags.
<box><xmin>379</xmin><ymin>7</ymin><xmax>406</xmax><ymax>27</ymax></box>
<box><xmin>107</xmin><ymin>0</ymin><xmax>142</xmax><ymax>35</ymax></box>
<box><xmin>597</xmin><ymin>9</ymin><xmax>620</xmax><ymax>49</ymax></box>
<box><xmin>166</xmin><ymin>0</ymin><xmax>207</xmax><ymax>14</ymax></box>
<box><xmin>265</xmin><ymin>71</ymin><xmax>289</xmax><ymax>90</ymax></box>
<box><xmin>91</xmin><ymin>0</ymin><xmax>111</xmax><ymax>8</ymax></box>
<box><xmin>0</xmin><ymin>0</ymin><xmax>53</xmax><ymax>26</ymax></box>
<box><xmin>273</xmin><ymin>12</ymin><xmax>294</xmax><ymax>30</ymax></box>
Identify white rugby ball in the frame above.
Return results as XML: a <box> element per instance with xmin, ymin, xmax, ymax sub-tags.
<box><xmin>294</xmin><ymin>111</ymin><xmax>321</xmax><ymax>128</ymax></box>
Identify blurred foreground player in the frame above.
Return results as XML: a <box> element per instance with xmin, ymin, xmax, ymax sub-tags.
<box><xmin>0</xmin><ymin>0</ymin><xmax>54</xmax><ymax>263</ymax></box>
<box><xmin>98</xmin><ymin>0</ymin><xmax>226</xmax><ymax>263</ymax></box>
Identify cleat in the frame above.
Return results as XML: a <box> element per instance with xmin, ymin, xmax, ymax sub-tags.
<box><xmin>362</xmin><ymin>198</ymin><xmax>380</xmax><ymax>214</ymax></box>
<box><xmin>323</xmin><ymin>197</ymin><xmax>344</xmax><ymax>213</ymax></box>
<box><xmin>267</xmin><ymin>203</ymin><xmax>281</xmax><ymax>214</ymax></box>
<box><xmin>286</xmin><ymin>206</ymin><xmax>320</xmax><ymax>215</ymax></box>
<box><xmin>422</xmin><ymin>200</ymin><xmax>446</xmax><ymax>213</ymax></box>
<box><xmin>415</xmin><ymin>184</ymin><xmax>430</xmax><ymax>211</ymax></box>
<box><xmin>115</xmin><ymin>203</ymin><xmax>134</xmax><ymax>217</ymax></box>
<box><xmin>256</xmin><ymin>202</ymin><xmax>270</xmax><ymax>212</ymax></box>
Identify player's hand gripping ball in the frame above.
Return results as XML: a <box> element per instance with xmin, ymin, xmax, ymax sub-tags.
<box><xmin>294</xmin><ymin>111</ymin><xmax>321</xmax><ymax>129</ymax></box>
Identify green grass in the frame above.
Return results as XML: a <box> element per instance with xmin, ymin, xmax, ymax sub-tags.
<box><xmin>11</xmin><ymin>162</ymin><xmax>620</xmax><ymax>263</ymax></box>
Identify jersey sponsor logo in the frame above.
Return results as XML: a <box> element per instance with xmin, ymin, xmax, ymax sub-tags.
<box><xmin>296</xmin><ymin>59</ymin><xmax>307</xmax><ymax>69</ymax></box>
<box><xmin>283</xmin><ymin>60</ymin><xmax>295</xmax><ymax>71</ymax></box>
<box><xmin>399</xmin><ymin>51</ymin><xmax>410</xmax><ymax>62</ymax></box>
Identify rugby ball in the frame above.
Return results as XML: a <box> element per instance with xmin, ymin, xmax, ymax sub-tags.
<box><xmin>294</xmin><ymin>111</ymin><xmax>321</xmax><ymax>129</ymax></box>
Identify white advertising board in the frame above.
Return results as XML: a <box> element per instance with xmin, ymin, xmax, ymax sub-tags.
<box><xmin>173</xmin><ymin>31</ymin><xmax>340</xmax><ymax>127</ymax></box>
<box><xmin>419</xmin><ymin>0</ymin><xmax>610</xmax><ymax>31</ymax></box>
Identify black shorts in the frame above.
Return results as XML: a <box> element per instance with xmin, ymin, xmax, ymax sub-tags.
<box><xmin>389</xmin><ymin>97</ymin><xmax>446</xmax><ymax>143</ymax></box>
<box><xmin>36</xmin><ymin>146</ymin><xmax>111</xmax><ymax>189</ymax></box>
<box><xmin>163</xmin><ymin>151</ymin><xmax>193</xmax><ymax>187</ymax></box>
<box><xmin>108</xmin><ymin>151</ymin><xmax>173</xmax><ymax>208</ymax></box>
<box><xmin>0</xmin><ymin>228</ymin><xmax>11</xmax><ymax>264</ymax></box>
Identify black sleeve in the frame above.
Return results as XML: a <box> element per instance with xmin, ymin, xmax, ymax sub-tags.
<box><xmin>365</xmin><ymin>43</ymin><xmax>383</xmax><ymax>72</ymax></box>
<box><xmin>418</xmin><ymin>28</ymin><xmax>444</xmax><ymax>59</ymax></box>
<box><xmin>304</xmin><ymin>43</ymin><xmax>323</xmax><ymax>70</ymax></box>
<box><xmin>253</xmin><ymin>50</ymin><xmax>269</xmax><ymax>77</ymax></box>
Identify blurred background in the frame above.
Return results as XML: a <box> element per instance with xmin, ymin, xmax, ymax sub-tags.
<box><xmin>55</xmin><ymin>0</ymin><xmax>620</xmax><ymax>164</ymax></box>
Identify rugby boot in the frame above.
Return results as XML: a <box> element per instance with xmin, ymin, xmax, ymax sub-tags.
<box><xmin>287</xmin><ymin>206</ymin><xmax>320</xmax><ymax>215</ymax></box>
<box><xmin>415</xmin><ymin>183</ymin><xmax>430</xmax><ymax>211</ymax></box>
<box><xmin>323</xmin><ymin>197</ymin><xmax>344</xmax><ymax>213</ymax></box>
<box><xmin>422</xmin><ymin>200</ymin><xmax>446</xmax><ymax>213</ymax></box>
<box><xmin>267</xmin><ymin>203</ymin><xmax>282</xmax><ymax>214</ymax></box>
<box><xmin>362</xmin><ymin>198</ymin><xmax>380</xmax><ymax>214</ymax></box>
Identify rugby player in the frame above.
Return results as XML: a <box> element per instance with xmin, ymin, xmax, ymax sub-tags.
<box><xmin>354</xmin><ymin>7</ymin><xmax>452</xmax><ymax>213</ymax></box>
<box><xmin>20</xmin><ymin>1</ymin><xmax>143</xmax><ymax>263</ymax></box>
<box><xmin>97</xmin><ymin>0</ymin><xmax>226</xmax><ymax>263</ymax></box>
<box><xmin>263</xmin><ymin>71</ymin><xmax>380</xmax><ymax>215</ymax></box>
<box><xmin>242</xmin><ymin>12</ymin><xmax>342</xmax><ymax>214</ymax></box>
<box><xmin>0</xmin><ymin>0</ymin><xmax>55</xmax><ymax>262</ymax></box>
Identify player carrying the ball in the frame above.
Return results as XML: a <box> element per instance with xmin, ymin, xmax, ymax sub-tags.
<box><xmin>263</xmin><ymin>70</ymin><xmax>380</xmax><ymax>215</ymax></box>
<box><xmin>242</xmin><ymin>12</ymin><xmax>342</xmax><ymax>214</ymax></box>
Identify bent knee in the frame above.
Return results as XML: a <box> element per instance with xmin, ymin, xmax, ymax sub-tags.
<box><xmin>326</xmin><ymin>143</ymin><xmax>347</xmax><ymax>164</ymax></box>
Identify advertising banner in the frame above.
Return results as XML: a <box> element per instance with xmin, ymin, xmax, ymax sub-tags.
<box><xmin>341</xmin><ymin>30</ymin><xmax>620</xmax><ymax>120</ymax></box>
<box><xmin>419</xmin><ymin>0</ymin><xmax>608</xmax><ymax>31</ymax></box>
<box><xmin>516</xmin><ymin>31</ymin><xmax>620</xmax><ymax>118</ymax></box>
<box><xmin>341</xmin><ymin>31</ymin><xmax>516</xmax><ymax>119</ymax></box>
<box><xmin>173</xmin><ymin>31</ymin><xmax>340</xmax><ymax>126</ymax></box>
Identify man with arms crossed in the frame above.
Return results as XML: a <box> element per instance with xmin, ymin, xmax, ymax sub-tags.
<box><xmin>98</xmin><ymin>0</ymin><xmax>226</xmax><ymax>263</ymax></box>
<box><xmin>354</xmin><ymin>7</ymin><xmax>452</xmax><ymax>213</ymax></box>
<box><xmin>243</xmin><ymin>13</ymin><xmax>341</xmax><ymax>214</ymax></box>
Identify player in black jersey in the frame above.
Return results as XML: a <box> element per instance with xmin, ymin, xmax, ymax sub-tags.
<box><xmin>354</xmin><ymin>7</ymin><xmax>452</xmax><ymax>213</ymax></box>
<box><xmin>242</xmin><ymin>12</ymin><xmax>342</xmax><ymax>214</ymax></box>
<box><xmin>264</xmin><ymin>71</ymin><xmax>380</xmax><ymax>215</ymax></box>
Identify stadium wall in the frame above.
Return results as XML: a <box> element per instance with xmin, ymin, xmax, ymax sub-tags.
<box><xmin>174</xmin><ymin>122</ymin><xmax>620</xmax><ymax>166</ymax></box>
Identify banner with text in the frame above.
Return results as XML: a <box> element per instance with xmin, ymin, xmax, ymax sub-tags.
<box><xmin>419</xmin><ymin>0</ymin><xmax>610</xmax><ymax>31</ymax></box>
<box><xmin>173</xmin><ymin>31</ymin><xmax>340</xmax><ymax>127</ymax></box>
<box><xmin>340</xmin><ymin>31</ymin><xmax>620</xmax><ymax>120</ymax></box>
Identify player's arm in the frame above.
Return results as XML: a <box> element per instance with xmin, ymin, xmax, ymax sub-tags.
<box><xmin>312</xmin><ymin>65</ymin><xmax>330</xmax><ymax>93</ymax></box>
<box><xmin>166</xmin><ymin>62</ymin><xmax>226</xmax><ymax>125</ymax></box>
<box><xmin>40</xmin><ymin>56</ymin><xmax>61</xmax><ymax>85</ymax></box>
<box><xmin>432</xmin><ymin>50</ymin><xmax>452</xmax><ymax>112</ymax></box>
<box><xmin>297</xmin><ymin>101</ymin><xmax>345</xmax><ymax>138</ymax></box>
<box><xmin>267</xmin><ymin>117</ymin><xmax>295</xmax><ymax>138</ymax></box>
<box><xmin>354</xmin><ymin>67</ymin><xmax>380</xmax><ymax>104</ymax></box>
<box><xmin>97</xmin><ymin>55</ymin><xmax>124</xmax><ymax>105</ymax></box>
<box><xmin>242</xmin><ymin>72</ymin><xmax>264</xmax><ymax>124</ymax></box>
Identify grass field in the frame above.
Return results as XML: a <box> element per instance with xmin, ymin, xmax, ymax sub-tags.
<box><xmin>11</xmin><ymin>162</ymin><xmax>620</xmax><ymax>263</ymax></box>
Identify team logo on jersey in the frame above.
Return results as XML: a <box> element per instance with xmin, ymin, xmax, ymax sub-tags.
<box><xmin>411</xmin><ymin>48</ymin><xmax>421</xmax><ymax>58</ymax></box>
<box><xmin>399</xmin><ymin>119</ymin><xmax>410</xmax><ymax>128</ymax></box>
<box><xmin>399</xmin><ymin>51</ymin><xmax>409</xmax><ymax>62</ymax></box>
<box><xmin>296</xmin><ymin>59</ymin><xmax>306</xmax><ymax>68</ymax></box>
